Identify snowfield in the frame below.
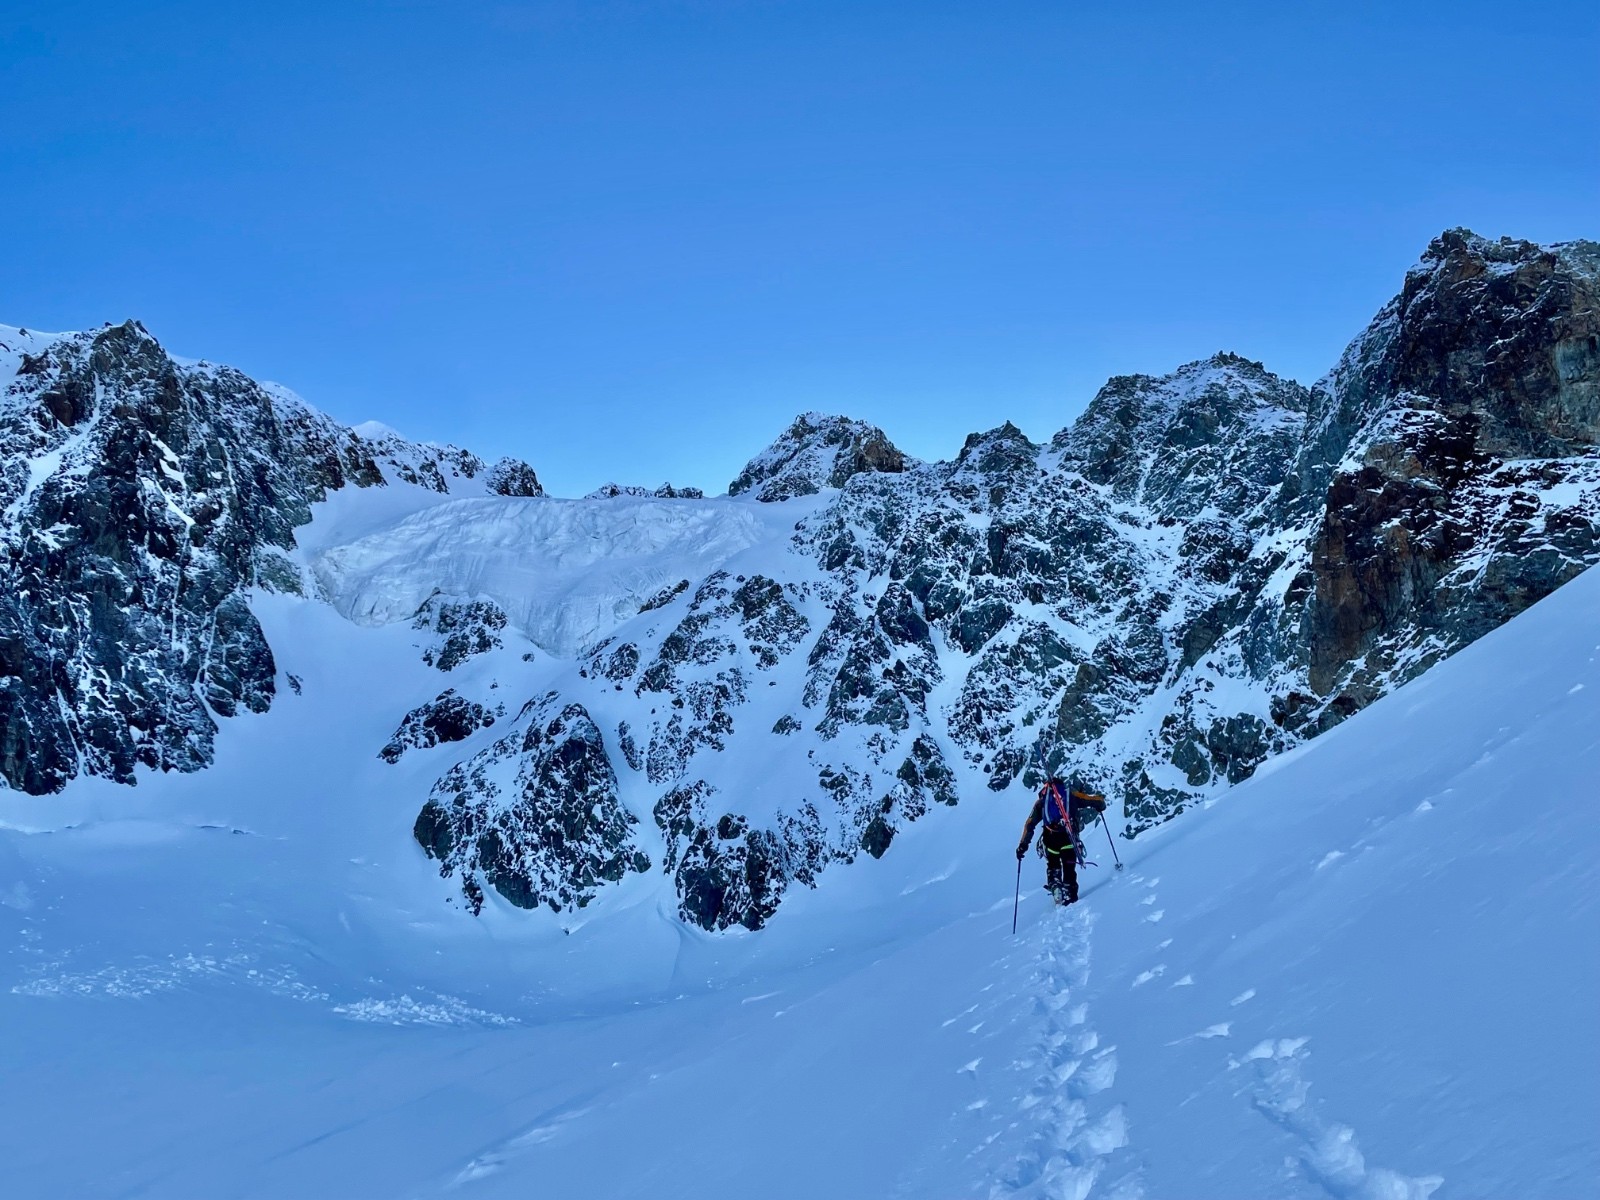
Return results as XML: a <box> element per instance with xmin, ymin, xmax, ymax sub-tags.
<box><xmin>1</xmin><ymin>531</ymin><xmax>1595</xmax><ymax>1198</ymax></box>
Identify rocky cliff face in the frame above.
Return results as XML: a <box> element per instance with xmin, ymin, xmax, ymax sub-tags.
<box><xmin>5</xmin><ymin>231</ymin><xmax>1597</xmax><ymax>936</ymax></box>
<box><xmin>0</xmin><ymin>321</ymin><xmax>539</xmax><ymax>794</ymax></box>
<box><xmin>1291</xmin><ymin>231</ymin><xmax>1600</xmax><ymax>710</ymax></box>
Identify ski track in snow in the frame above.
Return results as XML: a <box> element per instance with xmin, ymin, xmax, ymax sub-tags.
<box><xmin>1240</xmin><ymin>1039</ymin><xmax>1443</xmax><ymax>1200</ymax></box>
<box><xmin>993</xmin><ymin>908</ymin><xmax>1142</xmax><ymax>1200</ymax></box>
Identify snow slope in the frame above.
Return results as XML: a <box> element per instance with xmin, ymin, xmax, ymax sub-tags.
<box><xmin>2</xmin><ymin>537</ymin><xmax>1595</xmax><ymax>1197</ymax></box>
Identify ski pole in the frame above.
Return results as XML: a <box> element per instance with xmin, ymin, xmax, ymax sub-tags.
<box><xmin>1011</xmin><ymin>856</ymin><xmax>1022</xmax><ymax>934</ymax></box>
<box><xmin>1099</xmin><ymin>812</ymin><xmax>1123</xmax><ymax>870</ymax></box>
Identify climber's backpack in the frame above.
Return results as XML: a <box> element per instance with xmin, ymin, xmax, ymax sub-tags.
<box><xmin>1041</xmin><ymin>780</ymin><xmax>1072</xmax><ymax>831</ymax></box>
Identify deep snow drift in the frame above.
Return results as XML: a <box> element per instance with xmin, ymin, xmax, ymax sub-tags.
<box><xmin>2</xmin><ymin>540</ymin><xmax>1596</xmax><ymax>1195</ymax></box>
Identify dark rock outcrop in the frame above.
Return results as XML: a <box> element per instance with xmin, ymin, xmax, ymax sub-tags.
<box><xmin>586</xmin><ymin>482</ymin><xmax>706</xmax><ymax>500</ymax></box>
<box><xmin>1296</xmin><ymin>232</ymin><xmax>1600</xmax><ymax>710</ymax></box>
<box><xmin>412</xmin><ymin>595</ymin><xmax>508</xmax><ymax>671</ymax></box>
<box><xmin>380</xmin><ymin>689</ymin><xmax>501</xmax><ymax>762</ymax></box>
<box><xmin>414</xmin><ymin>696</ymin><xmax>650</xmax><ymax>913</ymax></box>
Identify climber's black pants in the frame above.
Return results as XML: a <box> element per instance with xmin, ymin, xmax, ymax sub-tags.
<box><xmin>1041</xmin><ymin>825</ymin><xmax>1078</xmax><ymax>901</ymax></box>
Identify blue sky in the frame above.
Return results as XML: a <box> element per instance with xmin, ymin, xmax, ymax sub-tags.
<box><xmin>2</xmin><ymin>1</ymin><xmax>1595</xmax><ymax>496</ymax></box>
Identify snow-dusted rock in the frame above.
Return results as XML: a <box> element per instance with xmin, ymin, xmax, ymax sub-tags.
<box><xmin>585</xmin><ymin>481</ymin><xmax>704</xmax><ymax>500</ymax></box>
<box><xmin>414</xmin><ymin>694</ymin><xmax>651</xmax><ymax>913</ymax></box>
<box><xmin>411</xmin><ymin>595</ymin><xmax>509</xmax><ymax>671</ymax></box>
<box><xmin>728</xmin><ymin>412</ymin><xmax>910</xmax><ymax>501</ymax></box>
<box><xmin>380</xmin><ymin>688</ymin><xmax>502</xmax><ymax>762</ymax></box>
<box><xmin>485</xmin><ymin>457</ymin><xmax>544</xmax><ymax>497</ymax></box>
<box><xmin>0</xmin><ymin>320</ymin><xmax>536</xmax><ymax>794</ymax></box>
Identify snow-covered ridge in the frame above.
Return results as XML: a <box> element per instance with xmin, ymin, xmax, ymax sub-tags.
<box><xmin>0</xmin><ymin>318</ymin><xmax>544</xmax><ymax>795</ymax></box>
<box><xmin>1</xmin><ymin>229</ymin><xmax>1596</xmax><ymax>938</ymax></box>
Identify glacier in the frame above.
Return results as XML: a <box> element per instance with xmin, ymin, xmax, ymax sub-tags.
<box><xmin>306</xmin><ymin>491</ymin><xmax>823</xmax><ymax>658</ymax></box>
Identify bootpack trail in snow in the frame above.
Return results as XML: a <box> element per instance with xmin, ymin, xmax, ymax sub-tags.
<box><xmin>998</xmin><ymin>907</ymin><xmax>1141</xmax><ymax>1200</ymax></box>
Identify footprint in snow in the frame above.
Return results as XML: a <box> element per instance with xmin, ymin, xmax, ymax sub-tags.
<box><xmin>1242</xmin><ymin>1038</ymin><xmax>1443</xmax><ymax>1200</ymax></box>
<box><xmin>943</xmin><ymin>1004</ymin><xmax>979</xmax><ymax>1027</ymax></box>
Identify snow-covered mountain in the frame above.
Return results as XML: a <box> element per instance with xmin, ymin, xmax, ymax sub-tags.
<box><xmin>3</xmin><ymin>513</ymin><xmax>1595</xmax><ymax>1198</ymax></box>
<box><xmin>1</xmin><ymin>229</ymin><xmax>1596</xmax><ymax>941</ymax></box>
<box><xmin>0</xmin><ymin>320</ymin><xmax>541</xmax><ymax>795</ymax></box>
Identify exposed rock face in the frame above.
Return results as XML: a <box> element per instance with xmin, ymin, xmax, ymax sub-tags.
<box><xmin>1295</xmin><ymin>232</ymin><xmax>1600</xmax><ymax>708</ymax></box>
<box><xmin>380</xmin><ymin>689</ymin><xmax>501</xmax><ymax>762</ymax></box>
<box><xmin>413</xmin><ymin>695</ymin><xmax>651</xmax><ymax>913</ymax></box>
<box><xmin>412</xmin><ymin>595</ymin><xmax>509</xmax><ymax>671</ymax></box>
<box><xmin>728</xmin><ymin>412</ymin><xmax>910</xmax><ymax>501</ymax></box>
<box><xmin>789</xmin><ymin>356</ymin><xmax>1317</xmax><ymax>835</ymax></box>
<box><xmin>586</xmin><ymin>482</ymin><xmax>705</xmax><ymax>500</ymax></box>
<box><xmin>653</xmin><ymin>781</ymin><xmax>829</xmax><ymax>931</ymax></box>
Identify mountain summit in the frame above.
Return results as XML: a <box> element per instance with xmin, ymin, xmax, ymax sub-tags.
<box><xmin>728</xmin><ymin>412</ymin><xmax>910</xmax><ymax>501</ymax></box>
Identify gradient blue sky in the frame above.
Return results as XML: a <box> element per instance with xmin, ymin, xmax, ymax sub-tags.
<box><xmin>3</xmin><ymin>1</ymin><xmax>1596</xmax><ymax>496</ymax></box>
